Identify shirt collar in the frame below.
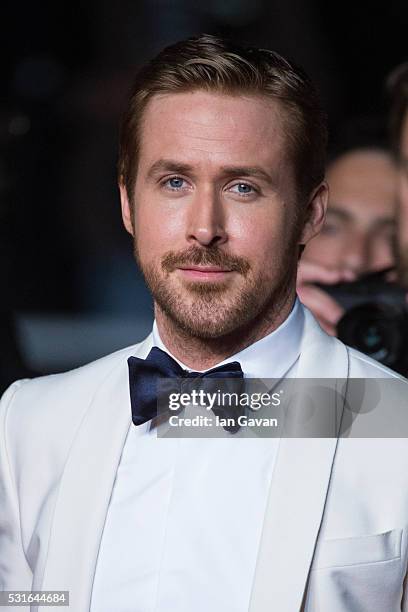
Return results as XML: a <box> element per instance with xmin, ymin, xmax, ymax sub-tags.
<box><xmin>152</xmin><ymin>297</ymin><xmax>304</xmax><ymax>379</ymax></box>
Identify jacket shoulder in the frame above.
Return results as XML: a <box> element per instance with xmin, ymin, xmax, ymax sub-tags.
<box><xmin>0</xmin><ymin>338</ymin><xmax>151</xmax><ymax>442</ymax></box>
<box><xmin>347</xmin><ymin>345</ymin><xmax>408</xmax><ymax>381</ymax></box>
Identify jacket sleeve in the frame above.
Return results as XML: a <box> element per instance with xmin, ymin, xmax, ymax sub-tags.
<box><xmin>0</xmin><ymin>380</ymin><xmax>33</xmax><ymax>591</ymax></box>
<box><xmin>402</xmin><ymin>569</ymin><xmax>408</xmax><ymax>611</ymax></box>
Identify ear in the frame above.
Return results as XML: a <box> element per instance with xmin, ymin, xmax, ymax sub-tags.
<box><xmin>298</xmin><ymin>180</ymin><xmax>329</xmax><ymax>246</ymax></box>
<box><xmin>119</xmin><ymin>181</ymin><xmax>134</xmax><ymax>236</ymax></box>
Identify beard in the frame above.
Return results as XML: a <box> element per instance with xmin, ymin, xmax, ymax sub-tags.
<box><xmin>134</xmin><ymin>241</ymin><xmax>298</xmax><ymax>340</ymax></box>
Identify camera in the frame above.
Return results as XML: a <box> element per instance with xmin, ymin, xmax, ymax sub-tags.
<box><xmin>316</xmin><ymin>268</ymin><xmax>408</xmax><ymax>375</ymax></box>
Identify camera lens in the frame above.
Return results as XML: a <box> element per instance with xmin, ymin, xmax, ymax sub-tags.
<box><xmin>337</xmin><ymin>303</ymin><xmax>408</xmax><ymax>373</ymax></box>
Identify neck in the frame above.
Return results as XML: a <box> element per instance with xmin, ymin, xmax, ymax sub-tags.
<box><xmin>154</xmin><ymin>289</ymin><xmax>297</xmax><ymax>370</ymax></box>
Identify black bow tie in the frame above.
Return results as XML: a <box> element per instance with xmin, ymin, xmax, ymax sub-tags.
<box><xmin>128</xmin><ymin>347</ymin><xmax>244</xmax><ymax>433</ymax></box>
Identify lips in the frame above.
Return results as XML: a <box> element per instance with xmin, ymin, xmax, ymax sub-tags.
<box><xmin>179</xmin><ymin>266</ymin><xmax>230</xmax><ymax>273</ymax></box>
<box><xmin>177</xmin><ymin>266</ymin><xmax>233</xmax><ymax>280</ymax></box>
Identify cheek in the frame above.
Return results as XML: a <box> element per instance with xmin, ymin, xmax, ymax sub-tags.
<box><xmin>134</xmin><ymin>200</ymin><xmax>186</xmax><ymax>256</ymax></box>
<box><xmin>238</xmin><ymin>228</ymin><xmax>293</xmax><ymax>272</ymax></box>
<box><xmin>240</xmin><ymin>214</ymin><xmax>299</xmax><ymax>275</ymax></box>
<box><xmin>304</xmin><ymin>235</ymin><xmax>341</xmax><ymax>263</ymax></box>
<box><xmin>398</xmin><ymin>173</ymin><xmax>408</xmax><ymax>210</ymax></box>
<box><xmin>371</xmin><ymin>236</ymin><xmax>394</xmax><ymax>262</ymax></box>
<box><xmin>396</xmin><ymin>174</ymin><xmax>408</xmax><ymax>246</ymax></box>
<box><xmin>229</xmin><ymin>206</ymin><xmax>290</xmax><ymax>247</ymax></box>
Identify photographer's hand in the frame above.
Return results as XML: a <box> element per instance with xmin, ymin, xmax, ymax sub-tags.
<box><xmin>297</xmin><ymin>260</ymin><xmax>356</xmax><ymax>336</ymax></box>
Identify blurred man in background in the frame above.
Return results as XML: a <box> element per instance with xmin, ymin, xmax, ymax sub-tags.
<box><xmin>297</xmin><ymin>142</ymin><xmax>397</xmax><ymax>335</ymax></box>
<box><xmin>388</xmin><ymin>63</ymin><xmax>408</xmax><ymax>287</ymax></box>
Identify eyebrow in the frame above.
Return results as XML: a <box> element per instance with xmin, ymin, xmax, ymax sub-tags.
<box><xmin>220</xmin><ymin>165</ymin><xmax>277</xmax><ymax>185</ymax></box>
<box><xmin>147</xmin><ymin>160</ymin><xmax>195</xmax><ymax>179</ymax></box>
<box><xmin>328</xmin><ymin>206</ymin><xmax>396</xmax><ymax>227</ymax></box>
<box><xmin>146</xmin><ymin>158</ymin><xmax>278</xmax><ymax>187</ymax></box>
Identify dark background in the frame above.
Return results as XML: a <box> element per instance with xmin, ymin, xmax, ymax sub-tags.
<box><xmin>2</xmin><ymin>0</ymin><xmax>408</xmax><ymax>373</ymax></box>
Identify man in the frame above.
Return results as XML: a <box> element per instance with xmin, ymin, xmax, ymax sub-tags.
<box><xmin>1</xmin><ymin>35</ymin><xmax>408</xmax><ymax>612</ymax></box>
<box><xmin>388</xmin><ymin>62</ymin><xmax>408</xmax><ymax>287</ymax></box>
<box><xmin>298</xmin><ymin>143</ymin><xmax>398</xmax><ymax>335</ymax></box>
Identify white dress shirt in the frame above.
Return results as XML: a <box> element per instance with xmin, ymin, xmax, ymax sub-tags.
<box><xmin>90</xmin><ymin>299</ymin><xmax>304</xmax><ymax>612</ymax></box>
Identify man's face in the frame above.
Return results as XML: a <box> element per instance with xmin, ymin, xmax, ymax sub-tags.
<box><xmin>304</xmin><ymin>150</ymin><xmax>397</xmax><ymax>276</ymax></box>
<box><xmin>397</xmin><ymin>111</ymin><xmax>408</xmax><ymax>285</ymax></box>
<box><xmin>121</xmin><ymin>91</ymin><xmax>325</xmax><ymax>338</ymax></box>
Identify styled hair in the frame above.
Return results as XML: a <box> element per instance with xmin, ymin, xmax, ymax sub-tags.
<box><xmin>387</xmin><ymin>62</ymin><xmax>408</xmax><ymax>158</ymax></box>
<box><xmin>118</xmin><ymin>34</ymin><xmax>327</xmax><ymax>203</ymax></box>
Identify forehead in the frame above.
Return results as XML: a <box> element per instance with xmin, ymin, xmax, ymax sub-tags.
<box><xmin>137</xmin><ymin>90</ymin><xmax>288</xmax><ymax>172</ymax></box>
<box><xmin>327</xmin><ymin>150</ymin><xmax>397</xmax><ymax>217</ymax></box>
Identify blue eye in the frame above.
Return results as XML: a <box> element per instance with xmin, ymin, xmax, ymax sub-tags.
<box><xmin>230</xmin><ymin>183</ymin><xmax>256</xmax><ymax>196</ymax></box>
<box><xmin>167</xmin><ymin>177</ymin><xmax>185</xmax><ymax>190</ymax></box>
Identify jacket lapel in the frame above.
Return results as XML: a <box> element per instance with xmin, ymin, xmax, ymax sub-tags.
<box><xmin>36</xmin><ymin>307</ymin><xmax>349</xmax><ymax>612</ymax></box>
<box><xmin>249</xmin><ymin>308</ymin><xmax>349</xmax><ymax>612</ymax></box>
<box><xmin>37</xmin><ymin>335</ymin><xmax>153</xmax><ymax>612</ymax></box>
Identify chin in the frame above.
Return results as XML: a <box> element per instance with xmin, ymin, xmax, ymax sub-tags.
<box><xmin>173</xmin><ymin>316</ymin><xmax>237</xmax><ymax>339</ymax></box>
<box><xmin>160</xmin><ymin>294</ymin><xmax>261</xmax><ymax>340</ymax></box>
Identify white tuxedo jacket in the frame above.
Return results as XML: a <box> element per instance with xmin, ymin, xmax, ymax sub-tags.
<box><xmin>1</xmin><ymin>307</ymin><xmax>408</xmax><ymax>612</ymax></box>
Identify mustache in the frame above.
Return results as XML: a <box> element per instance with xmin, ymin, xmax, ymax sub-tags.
<box><xmin>161</xmin><ymin>246</ymin><xmax>250</xmax><ymax>276</ymax></box>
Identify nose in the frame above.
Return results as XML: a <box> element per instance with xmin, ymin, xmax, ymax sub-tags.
<box><xmin>341</xmin><ymin>231</ymin><xmax>369</xmax><ymax>275</ymax></box>
<box><xmin>186</xmin><ymin>187</ymin><xmax>228</xmax><ymax>247</ymax></box>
